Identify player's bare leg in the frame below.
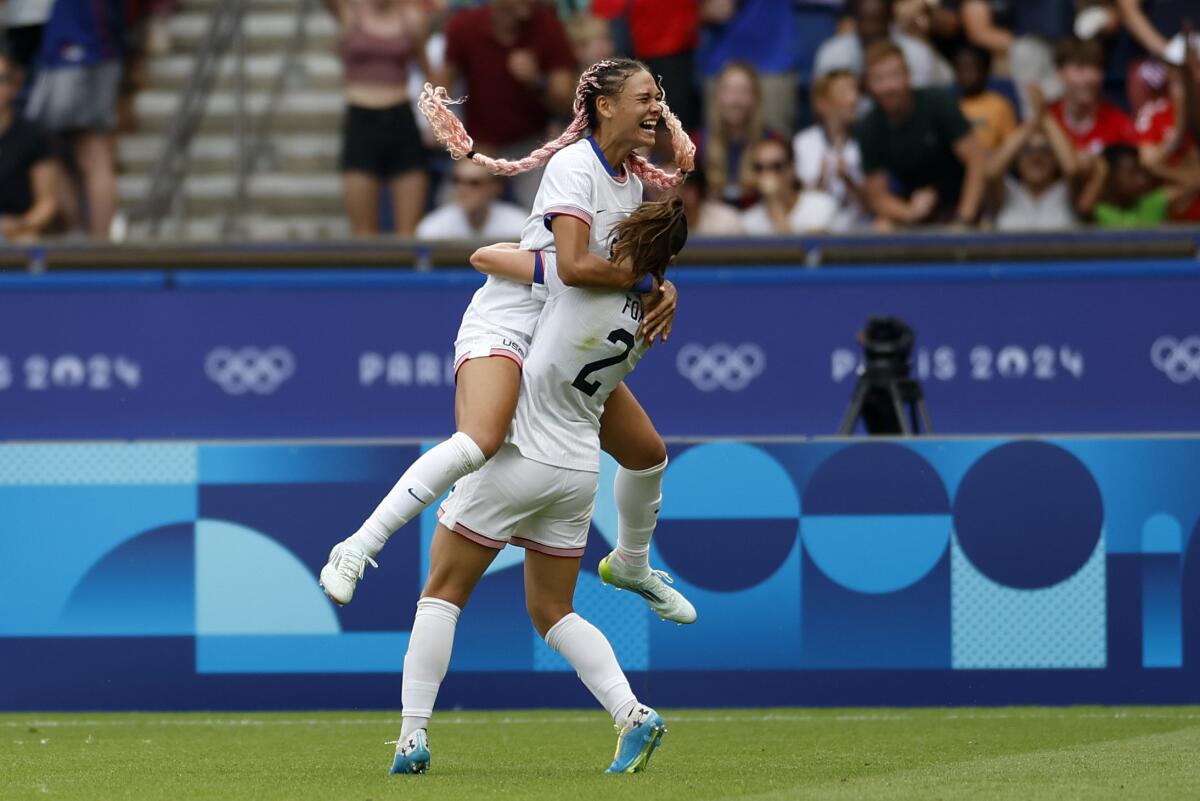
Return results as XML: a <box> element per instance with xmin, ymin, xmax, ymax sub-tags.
<box><xmin>392</xmin><ymin>525</ymin><xmax>499</xmax><ymax>774</ymax></box>
<box><xmin>526</xmin><ymin>549</ymin><xmax>666</xmax><ymax>773</ymax></box>
<box><xmin>597</xmin><ymin>383</ymin><xmax>696</xmax><ymax>624</ymax></box>
<box><xmin>320</xmin><ymin>357</ymin><xmax>518</xmax><ymax>605</ymax></box>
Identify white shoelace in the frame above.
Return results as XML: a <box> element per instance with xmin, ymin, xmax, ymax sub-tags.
<box><xmin>336</xmin><ymin>547</ymin><xmax>377</xmax><ymax>582</ymax></box>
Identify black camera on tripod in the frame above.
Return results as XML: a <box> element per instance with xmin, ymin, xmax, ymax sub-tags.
<box><xmin>837</xmin><ymin>316</ymin><xmax>933</xmax><ymax>436</ymax></box>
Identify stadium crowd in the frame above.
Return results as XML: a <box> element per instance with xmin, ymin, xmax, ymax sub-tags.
<box><xmin>0</xmin><ymin>0</ymin><xmax>1198</xmax><ymax>242</ymax></box>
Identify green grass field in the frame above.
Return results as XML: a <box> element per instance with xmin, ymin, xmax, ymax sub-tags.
<box><xmin>3</xmin><ymin>707</ymin><xmax>1199</xmax><ymax>801</ymax></box>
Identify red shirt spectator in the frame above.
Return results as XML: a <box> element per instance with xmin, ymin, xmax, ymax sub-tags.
<box><xmin>442</xmin><ymin>4</ymin><xmax>576</xmax><ymax>149</ymax></box>
<box><xmin>593</xmin><ymin>0</ymin><xmax>698</xmax><ymax>60</ymax></box>
<box><xmin>1048</xmin><ymin>100</ymin><xmax>1136</xmax><ymax>154</ymax></box>
<box><xmin>1135</xmin><ymin>97</ymin><xmax>1200</xmax><ymax>220</ymax></box>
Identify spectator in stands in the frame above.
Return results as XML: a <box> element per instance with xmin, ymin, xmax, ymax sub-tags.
<box><xmin>325</xmin><ymin>0</ymin><xmax>432</xmax><ymax>236</ymax></box>
<box><xmin>792</xmin><ymin>70</ymin><xmax>869</xmax><ymax>231</ymax></box>
<box><xmin>439</xmin><ymin>0</ymin><xmax>577</xmax><ymax>207</ymax></box>
<box><xmin>894</xmin><ymin>0</ymin><xmax>963</xmax><ymax>63</ymax></box>
<box><xmin>856</xmin><ymin>41</ymin><xmax>987</xmax><ymax>226</ymax></box>
<box><xmin>955</xmin><ymin>44</ymin><xmax>1016</xmax><ymax>150</ymax></box>
<box><xmin>1118</xmin><ymin>0</ymin><xmax>1197</xmax><ymax>110</ymax></box>
<box><xmin>24</xmin><ymin>0</ymin><xmax>122</xmax><ymax>240</ymax></box>
<box><xmin>1136</xmin><ymin>38</ymin><xmax>1200</xmax><ymax>222</ymax></box>
<box><xmin>740</xmin><ymin>136</ymin><xmax>839</xmax><ymax>234</ymax></box>
<box><xmin>415</xmin><ymin>157</ymin><xmax>527</xmax><ymax>240</ymax></box>
<box><xmin>1085</xmin><ymin>141</ymin><xmax>1200</xmax><ymax>226</ymax></box>
<box><xmin>678</xmin><ymin>164</ymin><xmax>743</xmax><ymax>236</ymax></box>
<box><xmin>958</xmin><ymin>0</ymin><xmax>1075</xmax><ymax>116</ymax></box>
<box><xmin>592</xmin><ymin>0</ymin><xmax>700</xmax><ymax>133</ymax></box>
<box><xmin>814</xmin><ymin>0</ymin><xmax>954</xmax><ymax>89</ymax></box>
<box><xmin>0</xmin><ymin>51</ymin><xmax>58</xmax><ymax>242</ymax></box>
<box><xmin>702</xmin><ymin>60</ymin><xmax>768</xmax><ymax>208</ymax></box>
<box><xmin>1048</xmin><ymin>38</ymin><xmax>1137</xmax><ymax>156</ymax></box>
<box><xmin>699</xmin><ymin>0</ymin><xmax>801</xmax><ymax>136</ymax></box>
<box><xmin>987</xmin><ymin>85</ymin><xmax>1081</xmax><ymax>230</ymax></box>
<box><xmin>4</xmin><ymin>0</ymin><xmax>53</xmax><ymax>91</ymax></box>
<box><xmin>564</xmin><ymin>13</ymin><xmax>615</xmax><ymax>68</ymax></box>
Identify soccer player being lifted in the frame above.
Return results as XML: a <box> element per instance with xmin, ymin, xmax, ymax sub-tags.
<box><xmin>320</xmin><ymin>59</ymin><xmax>697</xmax><ymax>626</ymax></box>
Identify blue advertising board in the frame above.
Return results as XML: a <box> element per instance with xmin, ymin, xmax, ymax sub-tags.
<box><xmin>0</xmin><ymin>260</ymin><xmax>1197</xmax><ymax>440</ymax></box>
<box><xmin>2</xmin><ymin>435</ymin><xmax>1200</xmax><ymax>710</ymax></box>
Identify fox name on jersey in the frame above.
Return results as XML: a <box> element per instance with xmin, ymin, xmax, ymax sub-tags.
<box><xmin>509</xmin><ymin>252</ymin><xmax>648</xmax><ymax>473</ymax></box>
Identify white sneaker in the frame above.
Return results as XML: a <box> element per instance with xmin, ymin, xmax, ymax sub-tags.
<box><xmin>319</xmin><ymin>539</ymin><xmax>377</xmax><ymax>606</ymax></box>
<box><xmin>598</xmin><ymin>551</ymin><xmax>697</xmax><ymax>624</ymax></box>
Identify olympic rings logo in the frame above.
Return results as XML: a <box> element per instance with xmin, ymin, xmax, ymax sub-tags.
<box><xmin>676</xmin><ymin>343</ymin><xmax>765</xmax><ymax>392</ymax></box>
<box><xmin>205</xmin><ymin>346</ymin><xmax>296</xmax><ymax>395</ymax></box>
<box><xmin>1150</xmin><ymin>336</ymin><xmax>1200</xmax><ymax>384</ymax></box>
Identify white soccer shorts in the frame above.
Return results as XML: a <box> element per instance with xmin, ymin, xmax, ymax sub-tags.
<box><xmin>438</xmin><ymin>444</ymin><xmax>597</xmax><ymax>558</ymax></box>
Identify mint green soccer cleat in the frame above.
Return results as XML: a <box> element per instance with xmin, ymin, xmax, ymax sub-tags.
<box><xmin>389</xmin><ymin>729</ymin><xmax>431</xmax><ymax>775</ymax></box>
<box><xmin>606</xmin><ymin>706</ymin><xmax>667</xmax><ymax>774</ymax></box>
<box><xmin>599</xmin><ymin>551</ymin><xmax>697</xmax><ymax>624</ymax></box>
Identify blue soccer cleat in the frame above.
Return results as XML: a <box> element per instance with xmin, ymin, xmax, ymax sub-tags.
<box><xmin>606</xmin><ymin>706</ymin><xmax>667</xmax><ymax>774</ymax></box>
<box><xmin>389</xmin><ymin>729</ymin><xmax>431</xmax><ymax>775</ymax></box>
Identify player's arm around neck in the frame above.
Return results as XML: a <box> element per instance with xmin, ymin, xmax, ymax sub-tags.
<box><xmin>469</xmin><ymin>242</ymin><xmax>537</xmax><ymax>283</ymax></box>
<box><xmin>551</xmin><ymin>215</ymin><xmax>638</xmax><ymax>289</ymax></box>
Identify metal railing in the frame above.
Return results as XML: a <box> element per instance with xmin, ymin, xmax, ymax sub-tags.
<box><xmin>128</xmin><ymin>0</ymin><xmax>248</xmax><ymax>239</ymax></box>
<box><xmin>126</xmin><ymin>0</ymin><xmax>313</xmax><ymax>241</ymax></box>
<box><xmin>221</xmin><ymin>0</ymin><xmax>314</xmax><ymax>239</ymax></box>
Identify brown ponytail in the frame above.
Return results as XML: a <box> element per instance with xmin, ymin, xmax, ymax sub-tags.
<box><xmin>610</xmin><ymin>196</ymin><xmax>689</xmax><ymax>283</ymax></box>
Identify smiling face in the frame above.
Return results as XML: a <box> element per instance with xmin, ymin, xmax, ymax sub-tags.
<box><xmin>594</xmin><ymin>69</ymin><xmax>663</xmax><ymax>151</ymax></box>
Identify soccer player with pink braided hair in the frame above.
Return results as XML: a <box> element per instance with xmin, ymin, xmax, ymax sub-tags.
<box><xmin>320</xmin><ymin>58</ymin><xmax>698</xmax><ymax>628</ymax></box>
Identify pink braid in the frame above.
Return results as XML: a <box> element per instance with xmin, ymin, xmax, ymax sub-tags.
<box><xmin>625</xmin><ymin>100</ymin><xmax>696</xmax><ymax>190</ymax></box>
<box><xmin>416</xmin><ymin>62</ymin><xmax>616</xmax><ymax>177</ymax></box>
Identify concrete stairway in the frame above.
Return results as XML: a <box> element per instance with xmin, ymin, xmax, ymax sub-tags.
<box><xmin>119</xmin><ymin>0</ymin><xmax>351</xmax><ymax>241</ymax></box>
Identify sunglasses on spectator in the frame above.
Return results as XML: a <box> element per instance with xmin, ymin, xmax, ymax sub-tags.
<box><xmin>452</xmin><ymin>176</ymin><xmax>490</xmax><ymax>187</ymax></box>
<box><xmin>753</xmin><ymin>160</ymin><xmax>789</xmax><ymax>174</ymax></box>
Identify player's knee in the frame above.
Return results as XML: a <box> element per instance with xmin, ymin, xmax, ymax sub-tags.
<box><xmin>619</xmin><ymin>435</ymin><xmax>667</xmax><ymax>471</ymax></box>
<box><xmin>459</xmin><ymin>425</ymin><xmax>505</xmax><ymax>460</ymax></box>
<box><xmin>526</xmin><ymin>599</ymin><xmax>572</xmax><ymax>638</ymax></box>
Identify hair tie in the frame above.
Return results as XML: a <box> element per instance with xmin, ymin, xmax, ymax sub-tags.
<box><xmin>465</xmin><ymin>150</ymin><xmax>477</xmax><ymax>159</ymax></box>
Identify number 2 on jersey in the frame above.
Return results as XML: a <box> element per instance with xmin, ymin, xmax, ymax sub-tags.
<box><xmin>572</xmin><ymin>328</ymin><xmax>636</xmax><ymax>397</ymax></box>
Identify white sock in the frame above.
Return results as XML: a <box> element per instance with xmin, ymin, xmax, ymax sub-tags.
<box><xmin>613</xmin><ymin>457</ymin><xmax>667</xmax><ymax>570</ymax></box>
<box><xmin>544</xmin><ymin>612</ymin><xmax>637</xmax><ymax>725</ymax></box>
<box><xmin>350</xmin><ymin>432</ymin><xmax>486</xmax><ymax>557</ymax></box>
<box><xmin>400</xmin><ymin>597</ymin><xmax>461</xmax><ymax>739</ymax></box>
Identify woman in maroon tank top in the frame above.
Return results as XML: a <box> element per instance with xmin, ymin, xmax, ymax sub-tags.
<box><xmin>323</xmin><ymin>0</ymin><xmax>431</xmax><ymax>235</ymax></box>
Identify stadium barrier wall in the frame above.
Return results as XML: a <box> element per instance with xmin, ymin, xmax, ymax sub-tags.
<box><xmin>2</xmin><ymin>435</ymin><xmax>1200</xmax><ymax>710</ymax></box>
<box><xmin>0</xmin><ymin>259</ymin><xmax>1198</xmax><ymax>440</ymax></box>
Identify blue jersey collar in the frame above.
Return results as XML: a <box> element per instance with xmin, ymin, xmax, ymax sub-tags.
<box><xmin>586</xmin><ymin>135</ymin><xmax>625</xmax><ymax>179</ymax></box>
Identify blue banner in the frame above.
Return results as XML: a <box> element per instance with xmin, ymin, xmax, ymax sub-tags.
<box><xmin>3</xmin><ymin>435</ymin><xmax>1200</xmax><ymax>710</ymax></box>
<box><xmin>0</xmin><ymin>261</ymin><xmax>1197</xmax><ymax>439</ymax></box>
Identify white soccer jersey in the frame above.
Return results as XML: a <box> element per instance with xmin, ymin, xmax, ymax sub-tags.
<box><xmin>509</xmin><ymin>252</ymin><xmax>649</xmax><ymax>473</ymax></box>
<box><xmin>519</xmin><ymin>136</ymin><xmax>644</xmax><ymax>260</ymax></box>
<box><xmin>453</xmin><ymin>136</ymin><xmax>643</xmax><ymax>357</ymax></box>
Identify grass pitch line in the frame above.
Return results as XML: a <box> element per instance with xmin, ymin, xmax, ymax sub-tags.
<box><xmin>6</xmin><ymin>709</ymin><xmax>1200</xmax><ymax>730</ymax></box>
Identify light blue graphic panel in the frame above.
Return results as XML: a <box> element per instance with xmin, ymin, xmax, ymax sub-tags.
<box><xmin>195</xmin><ymin>519</ymin><xmax>339</xmax><ymax>635</ymax></box>
<box><xmin>196</xmin><ymin>633</ymin><xmax>409</xmax><ymax>673</ymax></box>
<box><xmin>951</xmin><ymin>536</ymin><xmax>1106</xmax><ymax>669</ymax></box>
<box><xmin>0</xmin><ymin>443</ymin><xmax>196</xmax><ymax>485</ymax></box>
<box><xmin>0</xmin><ymin>484</ymin><xmax>197</xmax><ymax>636</ymax></box>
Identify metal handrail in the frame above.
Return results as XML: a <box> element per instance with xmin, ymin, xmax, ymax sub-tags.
<box><xmin>221</xmin><ymin>0</ymin><xmax>314</xmax><ymax>240</ymax></box>
<box><xmin>131</xmin><ymin>0</ymin><xmax>248</xmax><ymax>239</ymax></box>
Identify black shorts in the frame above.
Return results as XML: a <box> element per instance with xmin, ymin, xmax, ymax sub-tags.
<box><xmin>339</xmin><ymin>102</ymin><xmax>428</xmax><ymax>178</ymax></box>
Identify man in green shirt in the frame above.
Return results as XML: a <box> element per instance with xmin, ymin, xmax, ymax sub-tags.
<box><xmin>856</xmin><ymin>41</ymin><xmax>988</xmax><ymax>227</ymax></box>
